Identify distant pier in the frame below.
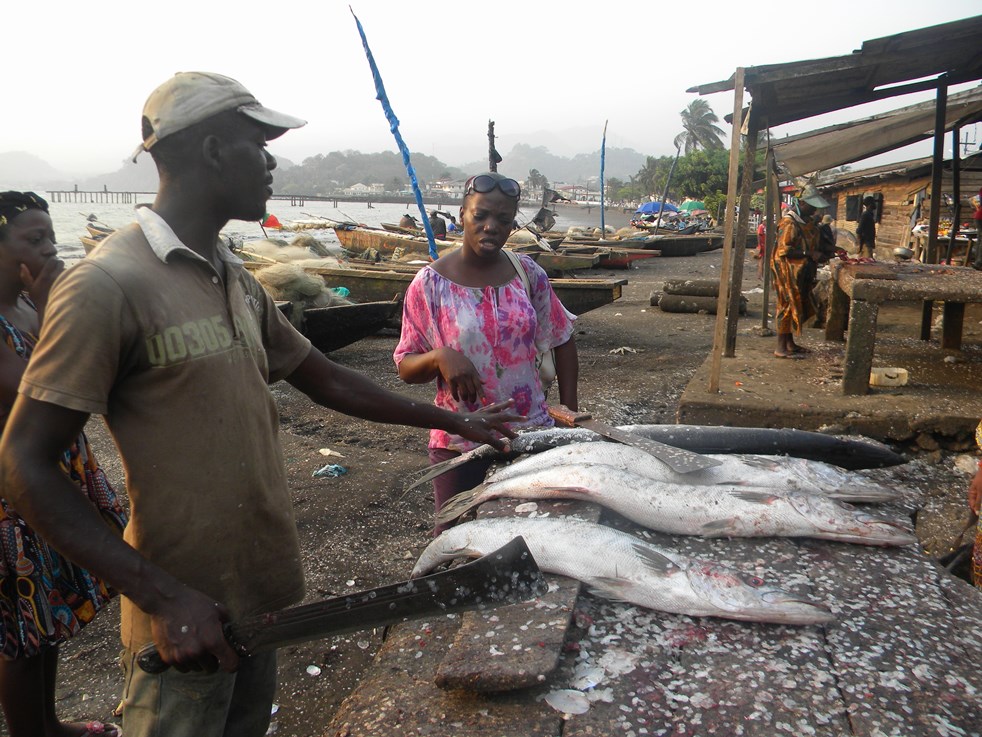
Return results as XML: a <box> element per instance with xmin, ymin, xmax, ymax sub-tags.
<box><xmin>46</xmin><ymin>187</ymin><xmax>158</xmax><ymax>204</ymax></box>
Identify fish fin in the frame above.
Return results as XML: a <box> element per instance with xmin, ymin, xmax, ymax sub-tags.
<box><xmin>434</xmin><ymin>484</ymin><xmax>490</xmax><ymax>524</ymax></box>
<box><xmin>630</xmin><ymin>543</ymin><xmax>679</xmax><ymax>573</ymax></box>
<box><xmin>699</xmin><ymin>519</ymin><xmax>737</xmax><ymax>535</ymax></box>
<box><xmin>587</xmin><ymin>577</ymin><xmax>635</xmax><ymax>602</ymax></box>
<box><xmin>729</xmin><ymin>490</ymin><xmax>780</xmax><ymax>504</ymax></box>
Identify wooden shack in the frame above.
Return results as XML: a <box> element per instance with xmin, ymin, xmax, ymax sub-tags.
<box><xmin>818</xmin><ymin>152</ymin><xmax>982</xmax><ymax>255</ymax></box>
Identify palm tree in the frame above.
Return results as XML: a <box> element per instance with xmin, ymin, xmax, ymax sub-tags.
<box><xmin>673</xmin><ymin>100</ymin><xmax>725</xmax><ymax>154</ymax></box>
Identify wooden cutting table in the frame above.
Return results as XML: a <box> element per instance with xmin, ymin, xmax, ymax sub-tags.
<box><xmin>824</xmin><ymin>261</ymin><xmax>982</xmax><ymax>394</ymax></box>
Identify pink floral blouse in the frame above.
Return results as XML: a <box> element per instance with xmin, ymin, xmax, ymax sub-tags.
<box><xmin>394</xmin><ymin>254</ymin><xmax>576</xmax><ymax>452</ymax></box>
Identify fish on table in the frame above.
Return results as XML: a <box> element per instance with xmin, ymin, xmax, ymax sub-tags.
<box><xmin>435</xmin><ymin>463</ymin><xmax>917</xmax><ymax>547</ymax></box>
<box><xmin>485</xmin><ymin>442</ymin><xmax>899</xmax><ymax>502</ymax></box>
<box><xmin>412</xmin><ymin>517</ymin><xmax>834</xmax><ymax>626</ymax></box>
<box><xmin>405</xmin><ymin>424</ymin><xmax>906</xmax><ymax>493</ymax></box>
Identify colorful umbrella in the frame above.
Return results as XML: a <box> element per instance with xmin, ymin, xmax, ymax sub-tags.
<box><xmin>635</xmin><ymin>201</ymin><xmax>679</xmax><ymax>215</ymax></box>
<box><xmin>678</xmin><ymin>200</ymin><xmax>706</xmax><ymax>212</ymax></box>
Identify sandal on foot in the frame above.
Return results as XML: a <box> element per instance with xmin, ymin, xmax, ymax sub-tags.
<box><xmin>773</xmin><ymin>351</ymin><xmax>794</xmax><ymax>359</ymax></box>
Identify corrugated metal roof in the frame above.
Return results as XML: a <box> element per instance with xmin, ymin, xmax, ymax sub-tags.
<box><xmin>770</xmin><ymin>85</ymin><xmax>982</xmax><ymax>176</ymax></box>
<box><xmin>688</xmin><ymin>15</ymin><xmax>982</xmax><ymax>129</ymax></box>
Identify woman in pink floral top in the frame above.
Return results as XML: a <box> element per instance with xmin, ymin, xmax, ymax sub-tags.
<box><xmin>395</xmin><ymin>173</ymin><xmax>579</xmax><ymax>531</ymax></box>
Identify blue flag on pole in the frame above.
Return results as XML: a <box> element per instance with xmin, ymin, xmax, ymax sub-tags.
<box><xmin>351</xmin><ymin>8</ymin><xmax>438</xmax><ymax>260</ymax></box>
<box><xmin>600</xmin><ymin>120</ymin><xmax>608</xmax><ymax>235</ymax></box>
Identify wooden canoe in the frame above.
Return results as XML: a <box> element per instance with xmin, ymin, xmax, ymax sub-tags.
<box><xmin>333</xmin><ymin>225</ymin><xmax>454</xmax><ymax>258</ymax></box>
<box><xmin>80</xmin><ymin>235</ymin><xmax>105</xmax><ymax>253</ymax></box>
<box><xmin>276</xmin><ymin>297</ymin><xmax>403</xmax><ymax>353</ymax></box>
<box><xmin>555</xmin><ymin>245</ymin><xmax>660</xmax><ymax>270</ymax></box>
<box><xmin>251</xmin><ymin>262</ymin><xmax>625</xmax><ymax>316</ymax></box>
<box><xmin>86</xmin><ymin>223</ymin><xmax>115</xmax><ymax>239</ymax></box>
<box><xmin>631</xmin><ymin>233</ymin><xmax>725</xmax><ymax>255</ymax></box>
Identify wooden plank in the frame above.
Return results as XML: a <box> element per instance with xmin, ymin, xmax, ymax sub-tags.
<box><xmin>326</xmin><ymin>615</ymin><xmax>565</xmax><ymax>736</ymax></box>
<box><xmin>435</xmin><ymin>499</ymin><xmax>601</xmax><ymax>692</ymax></box>
<box><xmin>708</xmin><ymin>66</ymin><xmax>745</xmax><ymax>393</ymax></box>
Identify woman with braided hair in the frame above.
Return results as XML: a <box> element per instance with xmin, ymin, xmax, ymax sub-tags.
<box><xmin>0</xmin><ymin>192</ymin><xmax>127</xmax><ymax>737</ymax></box>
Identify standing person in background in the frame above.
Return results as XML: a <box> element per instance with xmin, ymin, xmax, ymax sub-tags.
<box><xmin>966</xmin><ymin>420</ymin><xmax>982</xmax><ymax>589</ymax></box>
<box><xmin>971</xmin><ymin>188</ymin><xmax>982</xmax><ymax>270</ymax></box>
<box><xmin>857</xmin><ymin>196</ymin><xmax>877</xmax><ymax>259</ymax></box>
<box><xmin>0</xmin><ymin>72</ymin><xmax>520</xmax><ymax>737</ymax></box>
<box><xmin>428</xmin><ymin>210</ymin><xmax>448</xmax><ymax>240</ymax></box>
<box><xmin>0</xmin><ymin>192</ymin><xmax>127</xmax><ymax>737</ymax></box>
<box><xmin>771</xmin><ymin>184</ymin><xmax>829</xmax><ymax>359</ymax></box>
<box><xmin>755</xmin><ymin>218</ymin><xmax>767</xmax><ymax>278</ymax></box>
<box><xmin>395</xmin><ymin>172</ymin><xmax>579</xmax><ymax>533</ymax></box>
<box><xmin>818</xmin><ymin>214</ymin><xmax>837</xmax><ymax>262</ymax></box>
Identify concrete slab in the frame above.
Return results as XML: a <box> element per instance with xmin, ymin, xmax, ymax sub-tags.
<box><xmin>677</xmin><ymin>301</ymin><xmax>982</xmax><ymax>444</ymax></box>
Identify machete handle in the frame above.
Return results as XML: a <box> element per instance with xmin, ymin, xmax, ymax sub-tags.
<box><xmin>136</xmin><ymin>623</ymin><xmax>241</xmax><ymax>674</ymax></box>
<box><xmin>135</xmin><ymin>643</ymin><xmax>168</xmax><ymax>674</ymax></box>
<box><xmin>548</xmin><ymin>405</ymin><xmax>592</xmax><ymax>427</ymax></box>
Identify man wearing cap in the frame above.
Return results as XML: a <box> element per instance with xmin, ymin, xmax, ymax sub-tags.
<box><xmin>770</xmin><ymin>184</ymin><xmax>830</xmax><ymax>358</ymax></box>
<box><xmin>0</xmin><ymin>71</ymin><xmax>521</xmax><ymax>737</ymax></box>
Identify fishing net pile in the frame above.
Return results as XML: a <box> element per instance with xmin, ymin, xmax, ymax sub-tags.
<box><xmin>254</xmin><ymin>263</ymin><xmax>352</xmax><ymax>328</ymax></box>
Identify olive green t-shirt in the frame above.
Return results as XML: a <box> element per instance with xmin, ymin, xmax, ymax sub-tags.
<box><xmin>21</xmin><ymin>211</ymin><xmax>312</xmax><ymax>649</ymax></box>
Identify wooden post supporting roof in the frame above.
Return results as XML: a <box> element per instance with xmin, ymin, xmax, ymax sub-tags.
<box><xmin>926</xmin><ymin>76</ymin><xmax>948</xmax><ymax>264</ymax></box>
<box><xmin>724</xmin><ymin>118</ymin><xmax>759</xmax><ymax>356</ymax></box>
<box><xmin>708</xmin><ymin>67</ymin><xmax>745</xmax><ymax>393</ymax></box>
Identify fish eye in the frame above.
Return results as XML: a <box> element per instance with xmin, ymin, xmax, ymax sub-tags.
<box><xmin>744</xmin><ymin>575</ymin><xmax>765</xmax><ymax>587</ymax></box>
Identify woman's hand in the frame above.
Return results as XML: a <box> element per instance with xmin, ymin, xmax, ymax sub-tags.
<box><xmin>454</xmin><ymin>399</ymin><xmax>523</xmax><ymax>450</ymax></box>
<box><xmin>436</xmin><ymin>347</ymin><xmax>484</xmax><ymax>404</ymax></box>
<box><xmin>20</xmin><ymin>258</ymin><xmax>64</xmax><ymax>325</ymax></box>
<box><xmin>969</xmin><ymin>466</ymin><xmax>982</xmax><ymax>515</ymax></box>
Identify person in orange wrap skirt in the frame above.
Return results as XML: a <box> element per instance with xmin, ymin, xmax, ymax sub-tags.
<box><xmin>770</xmin><ymin>184</ymin><xmax>830</xmax><ymax>358</ymax></box>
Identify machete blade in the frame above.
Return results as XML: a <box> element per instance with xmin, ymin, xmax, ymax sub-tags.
<box><xmin>137</xmin><ymin>536</ymin><xmax>545</xmax><ymax>673</ymax></box>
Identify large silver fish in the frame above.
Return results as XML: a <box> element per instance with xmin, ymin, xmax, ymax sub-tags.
<box><xmin>436</xmin><ymin>464</ymin><xmax>916</xmax><ymax>546</ymax></box>
<box><xmin>486</xmin><ymin>442</ymin><xmax>898</xmax><ymax>502</ymax></box>
<box><xmin>412</xmin><ymin>517</ymin><xmax>834</xmax><ymax>625</ymax></box>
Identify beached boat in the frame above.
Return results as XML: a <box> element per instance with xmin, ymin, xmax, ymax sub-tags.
<box><xmin>552</xmin><ymin>245</ymin><xmax>659</xmax><ymax>270</ymax></box>
<box><xmin>86</xmin><ymin>222</ymin><xmax>115</xmax><ymax>239</ymax></box>
<box><xmin>277</xmin><ymin>298</ymin><xmax>403</xmax><ymax>353</ymax></box>
<box><xmin>80</xmin><ymin>234</ymin><xmax>105</xmax><ymax>253</ymax></box>
<box><xmin>248</xmin><ymin>261</ymin><xmax>625</xmax><ymax>316</ymax></box>
<box><xmin>333</xmin><ymin>224</ymin><xmax>454</xmax><ymax>258</ymax></box>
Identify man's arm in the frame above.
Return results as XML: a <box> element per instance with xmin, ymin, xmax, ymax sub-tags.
<box><xmin>0</xmin><ymin>397</ymin><xmax>239</xmax><ymax>672</ymax></box>
<box><xmin>286</xmin><ymin>347</ymin><xmax>522</xmax><ymax>447</ymax></box>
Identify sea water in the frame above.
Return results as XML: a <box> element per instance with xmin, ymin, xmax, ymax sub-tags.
<box><xmin>48</xmin><ymin>197</ymin><xmax>630</xmax><ymax>265</ymax></box>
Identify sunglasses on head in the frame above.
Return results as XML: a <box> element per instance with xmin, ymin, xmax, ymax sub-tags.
<box><xmin>464</xmin><ymin>174</ymin><xmax>521</xmax><ymax>199</ymax></box>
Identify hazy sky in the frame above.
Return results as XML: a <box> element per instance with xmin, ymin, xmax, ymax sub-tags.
<box><xmin>4</xmin><ymin>0</ymin><xmax>980</xmax><ymax>177</ymax></box>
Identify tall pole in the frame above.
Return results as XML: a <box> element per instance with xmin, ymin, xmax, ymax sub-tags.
<box><xmin>724</xmin><ymin>117</ymin><xmax>758</xmax><ymax>356</ymax></box>
<box><xmin>488</xmin><ymin>120</ymin><xmax>501</xmax><ymax>173</ymax></box>
<box><xmin>708</xmin><ymin>67</ymin><xmax>745</xmax><ymax>393</ymax></box>
<box><xmin>761</xmin><ymin>146</ymin><xmax>779</xmax><ymax>332</ymax></box>
<box><xmin>945</xmin><ymin>125</ymin><xmax>961</xmax><ymax>264</ymax></box>
<box><xmin>653</xmin><ymin>145</ymin><xmax>681</xmax><ymax>234</ymax></box>
<box><xmin>926</xmin><ymin>75</ymin><xmax>948</xmax><ymax>265</ymax></box>
<box><xmin>600</xmin><ymin>120</ymin><xmax>608</xmax><ymax>235</ymax></box>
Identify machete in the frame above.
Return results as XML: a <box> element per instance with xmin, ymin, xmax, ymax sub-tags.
<box><xmin>137</xmin><ymin>536</ymin><xmax>546</xmax><ymax>674</ymax></box>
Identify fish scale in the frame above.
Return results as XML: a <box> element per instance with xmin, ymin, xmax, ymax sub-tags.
<box><xmin>413</xmin><ymin>517</ymin><xmax>833</xmax><ymax>625</ymax></box>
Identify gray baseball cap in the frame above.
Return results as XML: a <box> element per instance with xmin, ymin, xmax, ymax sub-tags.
<box><xmin>131</xmin><ymin>71</ymin><xmax>306</xmax><ymax>161</ymax></box>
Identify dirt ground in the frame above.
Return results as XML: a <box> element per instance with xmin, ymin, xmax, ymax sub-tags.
<box><xmin>46</xmin><ymin>244</ymin><xmax>980</xmax><ymax>737</ymax></box>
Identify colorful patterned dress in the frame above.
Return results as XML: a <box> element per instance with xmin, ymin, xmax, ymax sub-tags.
<box><xmin>394</xmin><ymin>254</ymin><xmax>576</xmax><ymax>453</ymax></box>
<box><xmin>973</xmin><ymin>420</ymin><xmax>982</xmax><ymax>589</ymax></box>
<box><xmin>0</xmin><ymin>298</ymin><xmax>128</xmax><ymax>659</ymax></box>
<box><xmin>771</xmin><ymin>212</ymin><xmax>820</xmax><ymax>335</ymax></box>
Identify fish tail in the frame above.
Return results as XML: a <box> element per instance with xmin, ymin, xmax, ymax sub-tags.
<box><xmin>434</xmin><ymin>484</ymin><xmax>490</xmax><ymax>524</ymax></box>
